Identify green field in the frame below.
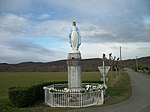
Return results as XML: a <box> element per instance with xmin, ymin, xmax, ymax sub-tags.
<box><xmin>0</xmin><ymin>72</ymin><xmax>131</xmax><ymax>112</ymax></box>
<box><xmin>0</xmin><ymin>72</ymin><xmax>101</xmax><ymax>98</ymax></box>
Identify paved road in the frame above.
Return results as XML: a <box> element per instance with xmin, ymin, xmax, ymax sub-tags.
<box><xmin>68</xmin><ymin>68</ymin><xmax>150</xmax><ymax>112</ymax></box>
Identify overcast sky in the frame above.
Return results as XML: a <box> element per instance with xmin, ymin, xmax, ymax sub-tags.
<box><xmin>0</xmin><ymin>0</ymin><xmax>150</xmax><ymax>63</ymax></box>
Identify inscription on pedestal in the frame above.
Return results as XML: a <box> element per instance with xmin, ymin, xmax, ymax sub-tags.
<box><xmin>67</xmin><ymin>52</ymin><xmax>82</xmax><ymax>89</ymax></box>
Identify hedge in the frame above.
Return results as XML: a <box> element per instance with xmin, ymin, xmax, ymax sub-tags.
<box><xmin>8</xmin><ymin>80</ymin><xmax>102</xmax><ymax>107</ymax></box>
<box><xmin>8</xmin><ymin>81</ymin><xmax>67</xmax><ymax>107</ymax></box>
<box><xmin>8</xmin><ymin>86</ymin><xmax>35</xmax><ymax>107</ymax></box>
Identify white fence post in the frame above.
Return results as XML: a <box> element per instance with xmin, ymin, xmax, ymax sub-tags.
<box><xmin>101</xmin><ymin>90</ymin><xmax>104</xmax><ymax>104</ymax></box>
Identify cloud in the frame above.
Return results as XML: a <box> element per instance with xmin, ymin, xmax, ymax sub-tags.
<box><xmin>0</xmin><ymin>0</ymin><xmax>150</xmax><ymax>63</ymax></box>
<box><xmin>0</xmin><ymin>13</ymin><xmax>68</xmax><ymax>63</ymax></box>
<box><xmin>0</xmin><ymin>38</ymin><xmax>66</xmax><ymax>63</ymax></box>
<box><xmin>80</xmin><ymin>21</ymin><xmax>150</xmax><ymax>43</ymax></box>
<box><xmin>143</xmin><ymin>16</ymin><xmax>150</xmax><ymax>28</ymax></box>
<box><xmin>0</xmin><ymin>48</ymin><xmax>65</xmax><ymax>64</ymax></box>
<box><xmin>1</xmin><ymin>13</ymin><xmax>149</xmax><ymax>44</ymax></box>
<box><xmin>38</xmin><ymin>13</ymin><xmax>51</xmax><ymax>20</ymax></box>
<box><xmin>0</xmin><ymin>13</ymin><xmax>31</xmax><ymax>40</ymax></box>
<box><xmin>32</xmin><ymin>20</ymin><xmax>70</xmax><ymax>38</ymax></box>
<box><xmin>80</xmin><ymin>42</ymin><xmax>150</xmax><ymax>60</ymax></box>
<box><xmin>0</xmin><ymin>13</ymin><xmax>70</xmax><ymax>39</ymax></box>
<box><xmin>0</xmin><ymin>0</ymin><xmax>32</xmax><ymax>13</ymax></box>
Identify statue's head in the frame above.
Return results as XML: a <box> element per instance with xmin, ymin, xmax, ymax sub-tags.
<box><xmin>72</xmin><ymin>19</ymin><xmax>76</xmax><ymax>26</ymax></box>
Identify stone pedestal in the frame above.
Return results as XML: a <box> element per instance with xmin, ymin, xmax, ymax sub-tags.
<box><xmin>67</xmin><ymin>51</ymin><xmax>82</xmax><ymax>88</ymax></box>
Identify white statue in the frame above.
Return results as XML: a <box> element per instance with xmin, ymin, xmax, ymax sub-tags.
<box><xmin>69</xmin><ymin>20</ymin><xmax>81</xmax><ymax>51</ymax></box>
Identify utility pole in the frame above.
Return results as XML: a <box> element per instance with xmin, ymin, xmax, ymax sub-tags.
<box><xmin>136</xmin><ymin>56</ymin><xmax>138</xmax><ymax>71</ymax></box>
<box><xmin>119</xmin><ymin>46</ymin><xmax>122</xmax><ymax>74</ymax></box>
<box><xmin>103</xmin><ymin>53</ymin><xmax>106</xmax><ymax>85</ymax></box>
<box><xmin>109</xmin><ymin>53</ymin><xmax>113</xmax><ymax>73</ymax></box>
<box><xmin>120</xmin><ymin>46</ymin><xmax>122</xmax><ymax>61</ymax></box>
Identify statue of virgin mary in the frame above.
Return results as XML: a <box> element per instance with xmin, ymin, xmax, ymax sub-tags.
<box><xmin>69</xmin><ymin>20</ymin><xmax>81</xmax><ymax>51</ymax></box>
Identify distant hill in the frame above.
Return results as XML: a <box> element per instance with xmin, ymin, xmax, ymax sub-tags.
<box><xmin>0</xmin><ymin>56</ymin><xmax>150</xmax><ymax>72</ymax></box>
<box><xmin>123</xmin><ymin>56</ymin><xmax>150</xmax><ymax>70</ymax></box>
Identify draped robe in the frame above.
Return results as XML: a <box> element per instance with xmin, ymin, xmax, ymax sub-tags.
<box><xmin>69</xmin><ymin>26</ymin><xmax>81</xmax><ymax>50</ymax></box>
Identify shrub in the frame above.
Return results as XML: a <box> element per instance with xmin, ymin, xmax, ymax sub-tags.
<box><xmin>32</xmin><ymin>81</ymin><xmax>67</xmax><ymax>101</ymax></box>
<box><xmin>8</xmin><ymin>81</ymin><xmax>67</xmax><ymax>107</ymax></box>
<box><xmin>8</xmin><ymin>86</ymin><xmax>35</xmax><ymax>107</ymax></box>
<box><xmin>83</xmin><ymin>80</ymin><xmax>103</xmax><ymax>84</ymax></box>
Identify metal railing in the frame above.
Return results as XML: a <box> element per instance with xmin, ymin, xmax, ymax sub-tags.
<box><xmin>43</xmin><ymin>85</ymin><xmax>104</xmax><ymax>107</ymax></box>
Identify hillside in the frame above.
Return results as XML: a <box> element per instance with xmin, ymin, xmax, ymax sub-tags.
<box><xmin>0</xmin><ymin>56</ymin><xmax>149</xmax><ymax>72</ymax></box>
<box><xmin>123</xmin><ymin>56</ymin><xmax>150</xmax><ymax>70</ymax></box>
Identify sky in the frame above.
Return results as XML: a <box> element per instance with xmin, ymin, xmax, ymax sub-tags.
<box><xmin>0</xmin><ymin>0</ymin><xmax>150</xmax><ymax>63</ymax></box>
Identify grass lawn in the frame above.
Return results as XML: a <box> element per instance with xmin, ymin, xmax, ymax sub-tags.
<box><xmin>0</xmin><ymin>71</ymin><xmax>131</xmax><ymax>112</ymax></box>
<box><xmin>145</xmin><ymin>74</ymin><xmax>150</xmax><ymax>76</ymax></box>
<box><xmin>0</xmin><ymin>72</ymin><xmax>101</xmax><ymax>97</ymax></box>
